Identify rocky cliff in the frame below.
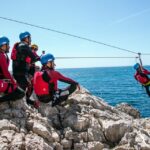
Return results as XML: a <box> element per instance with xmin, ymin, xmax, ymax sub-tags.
<box><xmin>0</xmin><ymin>87</ymin><xmax>150</xmax><ymax>150</ymax></box>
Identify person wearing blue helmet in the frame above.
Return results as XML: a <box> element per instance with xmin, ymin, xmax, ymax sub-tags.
<box><xmin>11</xmin><ymin>31</ymin><xmax>37</xmax><ymax>105</ymax></box>
<box><xmin>134</xmin><ymin>63</ymin><xmax>150</xmax><ymax>97</ymax></box>
<box><xmin>19</xmin><ymin>31</ymin><xmax>31</xmax><ymax>41</ymax></box>
<box><xmin>0</xmin><ymin>36</ymin><xmax>25</xmax><ymax>102</ymax></box>
<box><xmin>41</xmin><ymin>53</ymin><xmax>55</xmax><ymax>64</ymax></box>
<box><xmin>33</xmin><ymin>53</ymin><xmax>80</xmax><ymax>108</ymax></box>
<box><xmin>133</xmin><ymin>63</ymin><xmax>140</xmax><ymax>70</ymax></box>
<box><xmin>0</xmin><ymin>36</ymin><xmax>9</xmax><ymax>48</ymax></box>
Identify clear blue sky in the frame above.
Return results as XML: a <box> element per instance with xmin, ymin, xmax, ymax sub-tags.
<box><xmin>0</xmin><ymin>0</ymin><xmax>150</xmax><ymax>69</ymax></box>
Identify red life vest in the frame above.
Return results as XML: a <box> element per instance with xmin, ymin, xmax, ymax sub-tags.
<box><xmin>0</xmin><ymin>79</ymin><xmax>14</xmax><ymax>93</ymax></box>
<box><xmin>135</xmin><ymin>73</ymin><xmax>149</xmax><ymax>85</ymax></box>
<box><xmin>33</xmin><ymin>71</ymin><xmax>50</xmax><ymax>96</ymax></box>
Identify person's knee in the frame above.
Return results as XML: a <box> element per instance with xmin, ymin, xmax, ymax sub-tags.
<box><xmin>69</xmin><ymin>84</ymin><xmax>77</xmax><ymax>94</ymax></box>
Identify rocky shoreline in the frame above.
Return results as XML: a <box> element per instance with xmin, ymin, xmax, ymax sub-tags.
<box><xmin>0</xmin><ymin>87</ymin><xmax>150</xmax><ymax>150</ymax></box>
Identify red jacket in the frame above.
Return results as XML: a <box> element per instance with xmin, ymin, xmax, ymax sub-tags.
<box><xmin>0</xmin><ymin>52</ymin><xmax>16</xmax><ymax>85</ymax></box>
<box><xmin>134</xmin><ymin>68</ymin><xmax>150</xmax><ymax>85</ymax></box>
<box><xmin>47</xmin><ymin>69</ymin><xmax>78</xmax><ymax>91</ymax></box>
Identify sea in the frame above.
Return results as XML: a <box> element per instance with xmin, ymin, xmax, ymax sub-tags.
<box><xmin>58</xmin><ymin>66</ymin><xmax>150</xmax><ymax>118</ymax></box>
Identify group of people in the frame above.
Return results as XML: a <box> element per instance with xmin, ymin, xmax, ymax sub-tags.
<box><xmin>0</xmin><ymin>31</ymin><xmax>80</xmax><ymax>108</ymax></box>
<box><xmin>0</xmin><ymin>31</ymin><xmax>149</xmax><ymax>108</ymax></box>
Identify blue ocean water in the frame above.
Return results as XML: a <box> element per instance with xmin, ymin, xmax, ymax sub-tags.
<box><xmin>58</xmin><ymin>66</ymin><xmax>150</xmax><ymax>118</ymax></box>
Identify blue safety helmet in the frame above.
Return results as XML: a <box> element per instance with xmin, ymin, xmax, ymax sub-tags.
<box><xmin>19</xmin><ymin>31</ymin><xmax>31</xmax><ymax>41</ymax></box>
<box><xmin>0</xmin><ymin>36</ymin><xmax>10</xmax><ymax>47</ymax></box>
<box><xmin>40</xmin><ymin>53</ymin><xmax>55</xmax><ymax>65</ymax></box>
<box><xmin>133</xmin><ymin>63</ymin><xmax>140</xmax><ymax>70</ymax></box>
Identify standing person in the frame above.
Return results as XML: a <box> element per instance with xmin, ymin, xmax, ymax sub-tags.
<box><xmin>28</xmin><ymin>44</ymin><xmax>40</xmax><ymax>76</ymax></box>
<box><xmin>33</xmin><ymin>53</ymin><xmax>80</xmax><ymax>107</ymax></box>
<box><xmin>134</xmin><ymin>63</ymin><xmax>150</xmax><ymax>97</ymax></box>
<box><xmin>31</xmin><ymin>44</ymin><xmax>40</xmax><ymax>59</ymax></box>
<box><xmin>0</xmin><ymin>36</ymin><xmax>25</xmax><ymax>102</ymax></box>
<box><xmin>12</xmin><ymin>31</ymin><xmax>36</xmax><ymax>104</ymax></box>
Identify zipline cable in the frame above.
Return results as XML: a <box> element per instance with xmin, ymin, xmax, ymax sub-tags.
<box><xmin>0</xmin><ymin>16</ymin><xmax>138</xmax><ymax>55</ymax></box>
<box><xmin>56</xmin><ymin>56</ymin><xmax>138</xmax><ymax>59</ymax></box>
<box><xmin>141</xmin><ymin>53</ymin><xmax>150</xmax><ymax>55</ymax></box>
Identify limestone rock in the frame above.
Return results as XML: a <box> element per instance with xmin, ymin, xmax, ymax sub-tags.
<box><xmin>32</xmin><ymin>122</ymin><xmax>53</xmax><ymax>142</ymax></box>
<box><xmin>25</xmin><ymin>133</ymin><xmax>53</xmax><ymax>150</ymax></box>
<box><xmin>115</xmin><ymin>103</ymin><xmax>141</xmax><ymax>118</ymax></box>
<box><xmin>0</xmin><ymin>87</ymin><xmax>149</xmax><ymax>149</ymax></box>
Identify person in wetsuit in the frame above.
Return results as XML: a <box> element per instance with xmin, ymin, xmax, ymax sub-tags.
<box><xmin>12</xmin><ymin>31</ymin><xmax>37</xmax><ymax>104</ymax></box>
<box><xmin>0</xmin><ymin>36</ymin><xmax>24</xmax><ymax>102</ymax></box>
<box><xmin>33</xmin><ymin>53</ymin><xmax>80</xmax><ymax>108</ymax></box>
<box><xmin>134</xmin><ymin>63</ymin><xmax>150</xmax><ymax>97</ymax></box>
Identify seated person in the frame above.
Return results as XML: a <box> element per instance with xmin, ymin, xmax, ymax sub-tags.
<box><xmin>33</xmin><ymin>53</ymin><xmax>80</xmax><ymax>107</ymax></box>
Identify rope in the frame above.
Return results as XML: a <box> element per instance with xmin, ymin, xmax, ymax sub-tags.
<box><xmin>141</xmin><ymin>53</ymin><xmax>150</xmax><ymax>55</ymax></box>
<box><xmin>0</xmin><ymin>16</ymin><xmax>138</xmax><ymax>55</ymax></box>
<box><xmin>56</xmin><ymin>56</ymin><xmax>138</xmax><ymax>59</ymax></box>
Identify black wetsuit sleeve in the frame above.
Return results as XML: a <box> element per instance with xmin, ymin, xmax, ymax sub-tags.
<box><xmin>18</xmin><ymin>44</ymin><xmax>36</xmax><ymax>62</ymax></box>
<box><xmin>25</xmin><ymin>45</ymin><xmax>36</xmax><ymax>62</ymax></box>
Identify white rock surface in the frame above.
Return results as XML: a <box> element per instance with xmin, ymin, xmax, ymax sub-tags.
<box><xmin>0</xmin><ymin>87</ymin><xmax>150</xmax><ymax>150</ymax></box>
